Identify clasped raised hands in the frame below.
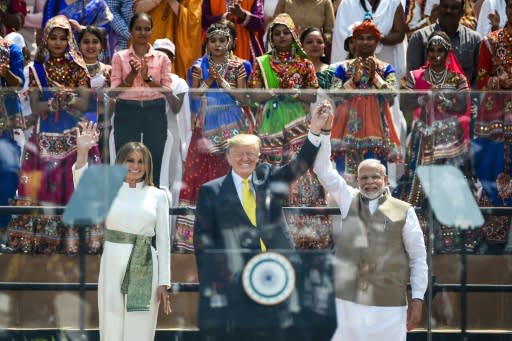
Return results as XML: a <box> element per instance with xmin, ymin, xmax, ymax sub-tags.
<box><xmin>353</xmin><ymin>56</ymin><xmax>376</xmax><ymax>83</ymax></box>
<box><xmin>207</xmin><ymin>66</ymin><xmax>221</xmax><ymax>82</ymax></box>
<box><xmin>310</xmin><ymin>101</ymin><xmax>333</xmax><ymax>134</ymax></box>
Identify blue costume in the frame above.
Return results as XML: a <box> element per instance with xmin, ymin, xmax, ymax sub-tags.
<box><xmin>0</xmin><ymin>40</ymin><xmax>24</xmax><ymax>229</ymax></box>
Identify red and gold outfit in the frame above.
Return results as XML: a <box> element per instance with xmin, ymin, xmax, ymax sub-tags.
<box><xmin>472</xmin><ymin>25</ymin><xmax>512</xmax><ymax>247</ymax></box>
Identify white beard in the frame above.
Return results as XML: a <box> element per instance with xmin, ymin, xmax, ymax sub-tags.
<box><xmin>360</xmin><ymin>189</ymin><xmax>384</xmax><ymax>200</ymax></box>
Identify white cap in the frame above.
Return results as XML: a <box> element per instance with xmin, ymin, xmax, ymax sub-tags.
<box><xmin>5</xmin><ymin>32</ymin><xmax>26</xmax><ymax>50</ymax></box>
<box><xmin>153</xmin><ymin>38</ymin><xmax>175</xmax><ymax>56</ymax></box>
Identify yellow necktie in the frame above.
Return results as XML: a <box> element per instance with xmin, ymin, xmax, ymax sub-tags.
<box><xmin>242</xmin><ymin>178</ymin><xmax>266</xmax><ymax>251</ymax></box>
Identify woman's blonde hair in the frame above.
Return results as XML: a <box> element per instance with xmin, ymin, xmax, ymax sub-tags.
<box><xmin>115</xmin><ymin>142</ymin><xmax>154</xmax><ymax>186</ymax></box>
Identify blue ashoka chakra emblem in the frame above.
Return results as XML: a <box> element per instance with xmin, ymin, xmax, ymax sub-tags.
<box><xmin>242</xmin><ymin>252</ymin><xmax>296</xmax><ymax>305</ymax></box>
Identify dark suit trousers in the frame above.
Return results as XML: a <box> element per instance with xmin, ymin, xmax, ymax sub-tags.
<box><xmin>114</xmin><ymin>98</ymin><xmax>167</xmax><ymax>187</ymax></box>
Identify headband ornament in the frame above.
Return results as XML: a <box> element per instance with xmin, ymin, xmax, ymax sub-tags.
<box><xmin>427</xmin><ymin>35</ymin><xmax>451</xmax><ymax>52</ymax></box>
<box><xmin>207</xmin><ymin>27</ymin><xmax>231</xmax><ymax>38</ymax></box>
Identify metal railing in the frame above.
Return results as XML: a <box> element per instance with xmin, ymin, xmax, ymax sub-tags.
<box><xmin>1</xmin><ymin>205</ymin><xmax>511</xmax><ymax>338</ymax></box>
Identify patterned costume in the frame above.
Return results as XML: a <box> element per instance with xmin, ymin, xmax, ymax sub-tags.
<box><xmin>0</xmin><ymin>36</ymin><xmax>24</xmax><ymax>230</ymax></box>
<box><xmin>330</xmin><ymin>15</ymin><xmax>401</xmax><ymax>177</ymax></box>
<box><xmin>330</xmin><ymin>60</ymin><xmax>401</xmax><ymax>176</ymax></box>
<box><xmin>174</xmin><ymin>40</ymin><xmax>252</xmax><ymax>252</ymax></box>
<box><xmin>316</xmin><ymin>64</ymin><xmax>336</xmax><ymax>89</ymax></box>
<box><xmin>250</xmin><ymin>14</ymin><xmax>332</xmax><ymax>249</ymax></box>
<box><xmin>7</xmin><ymin>16</ymin><xmax>102</xmax><ymax>254</ymax></box>
<box><xmin>474</xmin><ymin>25</ymin><xmax>512</xmax><ymax>248</ymax></box>
<box><xmin>396</xmin><ymin>33</ymin><xmax>477</xmax><ymax>253</ymax></box>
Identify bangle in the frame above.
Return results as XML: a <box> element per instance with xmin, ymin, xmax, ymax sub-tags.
<box><xmin>200</xmin><ymin>81</ymin><xmax>209</xmax><ymax>89</ymax></box>
<box><xmin>320</xmin><ymin>128</ymin><xmax>331</xmax><ymax>133</ymax></box>
<box><xmin>310</xmin><ymin>130</ymin><xmax>320</xmax><ymax>137</ymax></box>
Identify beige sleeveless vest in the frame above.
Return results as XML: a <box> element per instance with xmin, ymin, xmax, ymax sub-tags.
<box><xmin>334</xmin><ymin>191</ymin><xmax>411</xmax><ymax>306</ymax></box>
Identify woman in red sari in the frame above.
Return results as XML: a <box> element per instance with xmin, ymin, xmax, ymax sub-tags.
<box><xmin>473</xmin><ymin>0</ymin><xmax>512</xmax><ymax>252</ymax></box>
<box><xmin>398</xmin><ymin>31</ymin><xmax>474</xmax><ymax>253</ymax></box>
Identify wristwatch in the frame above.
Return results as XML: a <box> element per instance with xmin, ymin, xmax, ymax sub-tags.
<box><xmin>144</xmin><ymin>75</ymin><xmax>153</xmax><ymax>83</ymax></box>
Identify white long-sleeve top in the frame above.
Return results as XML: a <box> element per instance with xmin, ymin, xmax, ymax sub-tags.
<box><xmin>476</xmin><ymin>0</ymin><xmax>506</xmax><ymax>36</ymax></box>
<box><xmin>313</xmin><ymin>134</ymin><xmax>428</xmax><ymax>300</ymax></box>
<box><xmin>72</xmin><ymin>163</ymin><xmax>171</xmax><ymax>287</ymax></box>
<box><xmin>331</xmin><ymin>0</ymin><xmax>407</xmax><ymax>77</ymax></box>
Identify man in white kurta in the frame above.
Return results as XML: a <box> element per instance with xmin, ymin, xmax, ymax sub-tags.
<box><xmin>312</xmin><ymin>128</ymin><xmax>428</xmax><ymax>341</ymax></box>
<box><xmin>476</xmin><ymin>0</ymin><xmax>506</xmax><ymax>36</ymax></box>
<box><xmin>331</xmin><ymin>0</ymin><xmax>407</xmax><ymax>77</ymax></box>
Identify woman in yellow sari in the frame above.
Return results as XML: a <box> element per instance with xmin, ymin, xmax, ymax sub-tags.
<box><xmin>147</xmin><ymin>0</ymin><xmax>202</xmax><ymax>78</ymax></box>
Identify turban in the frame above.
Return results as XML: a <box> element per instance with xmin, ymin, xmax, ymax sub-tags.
<box><xmin>352</xmin><ymin>13</ymin><xmax>382</xmax><ymax>41</ymax></box>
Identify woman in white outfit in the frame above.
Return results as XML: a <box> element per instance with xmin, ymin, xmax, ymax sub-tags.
<box><xmin>73</xmin><ymin>122</ymin><xmax>172</xmax><ymax>341</ymax></box>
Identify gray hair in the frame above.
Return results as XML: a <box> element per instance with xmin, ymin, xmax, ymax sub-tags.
<box><xmin>357</xmin><ymin>159</ymin><xmax>387</xmax><ymax>175</ymax></box>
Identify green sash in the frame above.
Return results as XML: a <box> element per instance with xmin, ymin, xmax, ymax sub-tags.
<box><xmin>105</xmin><ymin>229</ymin><xmax>153</xmax><ymax>312</ymax></box>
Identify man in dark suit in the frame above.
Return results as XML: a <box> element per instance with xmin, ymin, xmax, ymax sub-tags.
<box><xmin>193</xmin><ymin>104</ymin><xmax>333</xmax><ymax>340</ymax></box>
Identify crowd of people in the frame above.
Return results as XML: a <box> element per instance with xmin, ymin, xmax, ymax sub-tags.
<box><xmin>0</xmin><ymin>0</ymin><xmax>510</xmax><ymax>339</ymax></box>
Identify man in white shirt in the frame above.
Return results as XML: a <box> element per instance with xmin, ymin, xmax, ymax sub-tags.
<box><xmin>476</xmin><ymin>0</ymin><xmax>506</xmax><ymax>36</ymax></box>
<box><xmin>312</xmin><ymin>102</ymin><xmax>428</xmax><ymax>341</ymax></box>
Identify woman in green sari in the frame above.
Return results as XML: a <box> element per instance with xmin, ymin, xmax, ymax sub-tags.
<box><xmin>249</xmin><ymin>14</ymin><xmax>332</xmax><ymax>249</ymax></box>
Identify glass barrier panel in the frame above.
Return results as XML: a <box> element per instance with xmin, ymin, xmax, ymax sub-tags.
<box><xmin>0</xmin><ymin>87</ymin><xmax>510</xmax><ymax>338</ymax></box>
